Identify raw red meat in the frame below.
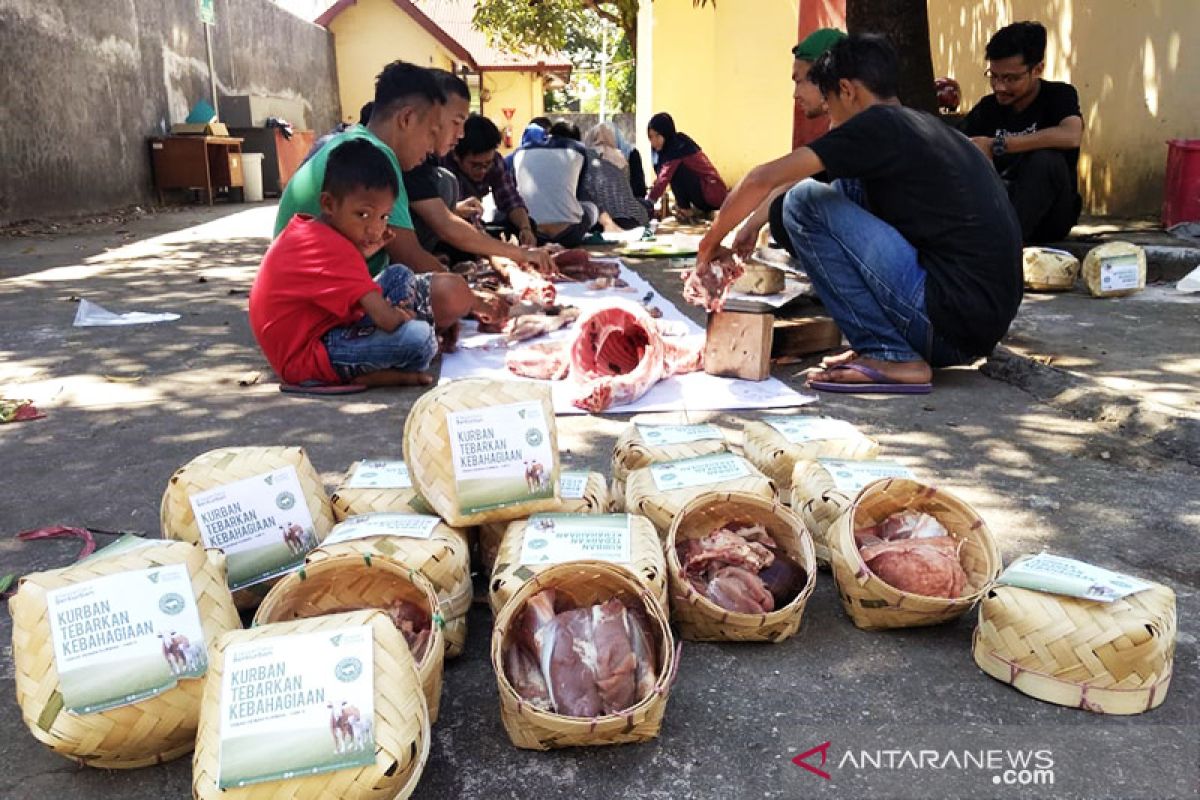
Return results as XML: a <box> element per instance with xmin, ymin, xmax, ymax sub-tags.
<box><xmin>855</xmin><ymin>510</ymin><xmax>968</xmax><ymax>598</ymax></box>
<box><xmin>505</xmin><ymin>342</ymin><xmax>570</xmax><ymax>380</ymax></box>
<box><xmin>683</xmin><ymin>256</ymin><xmax>745</xmax><ymax>311</ymax></box>
<box><xmin>705</xmin><ymin>566</ymin><xmax>775</xmax><ymax>613</ymax></box>
<box><xmin>677</xmin><ymin>523</ymin><xmax>808</xmax><ymax>613</ymax></box>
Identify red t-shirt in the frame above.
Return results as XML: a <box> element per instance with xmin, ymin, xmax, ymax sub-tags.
<box><xmin>249</xmin><ymin>215</ymin><xmax>380</xmax><ymax>384</ymax></box>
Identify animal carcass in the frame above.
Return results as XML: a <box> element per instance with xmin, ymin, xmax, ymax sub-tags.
<box><xmin>505</xmin><ymin>299</ymin><xmax>704</xmax><ymax>412</ymax></box>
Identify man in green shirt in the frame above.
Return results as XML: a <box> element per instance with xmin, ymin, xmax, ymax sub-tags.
<box><xmin>274</xmin><ymin>61</ymin><xmax>446</xmax><ymax>275</ymax></box>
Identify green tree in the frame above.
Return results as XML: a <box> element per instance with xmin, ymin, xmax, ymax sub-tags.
<box><xmin>473</xmin><ymin>0</ymin><xmax>712</xmax><ymax>54</ymax></box>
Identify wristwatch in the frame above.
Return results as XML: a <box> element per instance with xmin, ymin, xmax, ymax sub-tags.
<box><xmin>991</xmin><ymin>132</ymin><xmax>1008</xmax><ymax>158</ymax></box>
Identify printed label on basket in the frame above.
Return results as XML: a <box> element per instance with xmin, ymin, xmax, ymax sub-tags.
<box><xmin>519</xmin><ymin>513</ymin><xmax>632</xmax><ymax>565</ymax></box>
<box><xmin>765</xmin><ymin>416</ymin><xmax>860</xmax><ymax>444</ymax></box>
<box><xmin>323</xmin><ymin>513</ymin><xmax>440</xmax><ymax>545</ymax></box>
<box><xmin>650</xmin><ymin>453</ymin><xmax>752</xmax><ymax>492</ymax></box>
<box><xmin>818</xmin><ymin>459</ymin><xmax>914</xmax><ymax>493</ymax></box>
<box><xmin>997</xmin><ymin>553</ymin><xmax>1155</xmax><ymax>602</ymax></box>
<box><xmin>47</xmin><ymin>564</ymin><xmax>207</xmax><ymax>714</ymax></box>
<box><xmin>217</xmin><ymin>625</ymin><xmax>375</xmax><ymax>789</ymax></box>
<box><xmin>635</xmin><ymin>423</ymin><xmax>724</xmax><ymax>446</ymax></box>
<box><xmin>188</xmin><ymin>465</ymin><xmax>317</xmax><ymax>591</ymax></box>
<box><xmin>77</xmin><ymin>533</ymin><xmax>159</xmax><ymax>564</ymax></box>
<box><xmin>1099</xmin><ymin>255</ymin><xmax>1142</xmax><ymax>292</ymax></box>
<box><xmin>446</xmin><ymin>401</ymin><xmax>555</xmax><ymax>515</ymax></box>
<box><xmin>345</xmin><ymin>460</ymin><xmax>412</xmax><ymax>489</ymax></box>
<box><xmin>559</xmin><ymin>471</ymin><xmax>590</xmax><ymax>499</ymax></box>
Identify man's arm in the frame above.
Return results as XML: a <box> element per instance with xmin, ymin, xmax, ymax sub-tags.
<box><xmin>1005</xmin><ymin>116</ymin><xmax>1083</xmax><ymax>152</ymax></box>
<box><xmin>491</xmin><ymin>157</ymin><xmax>537</xmax><ymax>246</ymax></box>
<box><xmin>410</xmin><ymin>197</ymin><xmax>551</xmax><ymax>271</ymax></box>
<box><xmin>506</xmin><ymin>207</ymin><xmax>537</xmax><ymax>247</ymax></box>
<box><xmin>731</xmin><ymin>183</ymin><xmax>793</xmax><ymax>257</ymax></box>
<box><xmin>383</xmin><ymin>226</ymin><xmax>446</xmax><ymax>273</ymax></box>
<box><xmin>358</xmin><ymin>290</ymin><xmax>416</xmax><ymax>333</ymax></box>
<box><xmin>698</xmin><ymin>147</ymin><xmax>825</xmax><ymax>266</ymax></box>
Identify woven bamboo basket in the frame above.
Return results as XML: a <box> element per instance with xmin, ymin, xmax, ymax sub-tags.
<box><xmin>490</xmin><ymin>561</ymin><xmax>678</xmax><ymax>750</ymax></box>
<box><xmin>1082</xmin><ymin>241</ymin><xmax>1147</xmax><ymax>298</ymax></box>
<box><xmin>790</xmin><ymin>459</ymin><xmax>915</xmax><ymax>569</ymax></box>
<box><xmin>609</xmin><ymin>477</ymin><xmax>626</xmax><ymax>512</ymax></box>
<box><xmin>611</xmin><ymin>422</ymin><xmax>728</xmax><ymax>482</ymax></box>
<box><xmin>666</xmin><ymin>493</ymin><xmax>816</xmax><ymax>642</ymax></box>
<box><xmin>973</xmin><ymin>578</ymin><xmax>1176</xmax><ymax>715</ymax></box>
<box><xmin>193</xmin><ymin>610</ymin><xmax>429</xmax><ymax>800</ymax></box>
<box><xmin>624</xmin><ymin>456</ymin><xmax>776</xmax><ymax>537</ymax></box>
<box><xmin>160</xmin><ymin>446</ymin><xmax>335</xmax><ymax>609</ymax></box>
<box><xmin>478</xmin><ymin>471</ymin><xmax>609</xmax><ymax>574</ymax></box>
<box><xmin>403</xmin><ymin>379</ymin><xmax>561</xmax><ymax>527</ymax></box>
<box><xmin>306</xmin><ymin>517</ymin><xmax>472</xmax><ymax>660</ymax></box>
<box><xmin>742</xmin><ymin>418</ymin><xmax>879</xmax><ymax>491</ymax></box>
<box><xmin>1022</xmin><ymin>247</ymin><xmax>1080</xmax><ymax>291</ymax></box>
<box><xmin>330</xmin><ymin>461</ymin><xmax>435</xmax><ymax>520</ymax></box>
<box><xmin>9</xmin><ymin>540</ymin><xmax>239</xmax><ymax>768</ymax></box>
<box><xmin>828</xmin><ymin>479</ymin><xmax>1002</xmax><ymax>630</ymax></box>
<box><xmin>489</xmin><ymin>513</ymin><xmax>667</xmax><ymax>614</ymax></box>
<box><xmin>253</xmin><ymin>555</ymin><xmax>445</xmax><ymax>722</ymax></box>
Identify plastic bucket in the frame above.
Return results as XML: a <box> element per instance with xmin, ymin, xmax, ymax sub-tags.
<box><xmin>1163</xmin><ymin>139</ymin><xmax>1200</xmax><ymax>227</ymax></box>
<box><xmin>242</xmin><ymin>152</ymin><xmax>265</xmax><ymax>202</ymax></box>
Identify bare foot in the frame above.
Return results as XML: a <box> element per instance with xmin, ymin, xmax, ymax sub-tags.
<box><xmin>820</xmin><ymin>349</ymin><xmax>858</xmax><ymax>369</ymax></box>
<box><xmin>805</xmin><ymin>356</ymin><xmax>931</xmax><ymax>386</ymax></box>
<box><xmin>353</xmin><ymin>370</ymin><xmax>434</xmax><ymax>388</ymax></box>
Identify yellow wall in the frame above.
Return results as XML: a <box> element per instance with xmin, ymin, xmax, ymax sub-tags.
<box><xmin>926</xmin><ymin>0</ymin><xmax>1200</xmax><ymax>217</ymax></box>
<box><xmin>481</xmin><ymin>70</ymin><xmax>546</xmax><ymax>154</ymax></box>
<box><xmin>328</xmin><ymin>0</ymin><xmax>458</xmax><ymax>125</ymax></box>
<box><xmin>646</xmin><ymin>0</ymin><xmax>799</xmax><ymax>187</ymax></box>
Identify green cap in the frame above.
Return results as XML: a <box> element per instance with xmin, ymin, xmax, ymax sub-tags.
<box><xmin>791</xmin><ymin>28</ymin><xmax>847</xmax><ymax>62</ymax></box>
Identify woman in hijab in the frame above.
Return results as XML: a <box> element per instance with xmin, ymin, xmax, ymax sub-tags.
<box><xmin>584</xmin><ymin>122</ymin><xmax>627</xmax><ymax>171</ymax></box>
<box><xmin>613</xmin><ymin>126</ymin><xmax>649</xmax><ymax>199</ymax></box>
<box><xmin>645</xmin><ymin>112</ymin><xmax>728</xmax><ymax>219</ymax></box>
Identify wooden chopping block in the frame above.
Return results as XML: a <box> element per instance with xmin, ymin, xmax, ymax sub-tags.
<box><xmin>703</xmin><ymin>311</ymin><xmax>774</xmax><ymax>381</ymax></box>
<box><xmin>771</xmin><ymin>316</ymin><xmax>842</xmax><ymax>362</ymax></box>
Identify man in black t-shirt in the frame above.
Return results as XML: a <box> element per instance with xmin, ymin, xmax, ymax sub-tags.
<box><xmin>695</xmin><ymin>35</ymin><xmax>1022</xmax><ymax>392</ymax></box>
<box><xmin>961</xmin><ymin>21</ymin><xmax>1084</xmax><ymax>243</ymax></box>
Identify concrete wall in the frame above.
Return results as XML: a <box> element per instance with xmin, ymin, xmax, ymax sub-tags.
<box><xmin>0</xmin><ymin>0</ymin><xmax>340</xmax><ymax>224</ymax></box>
<box><xmin>640</xmin><ymin>0</ymin><xmax>800</xmax><ymax>188</ymax></box>
<box><xmin>327</xmin><ymin>0</ymin><xmax>459</xmax><ymax>127</ymax></box>
<box><xmin>927</xmin><ymin>0</ymin><xmax>1199</xmax><ymax>217</ymax></box>
<box><xmin>480</xmin><ymin>70</ymin><xmax>546</xmax><ymax>154</ymax></box>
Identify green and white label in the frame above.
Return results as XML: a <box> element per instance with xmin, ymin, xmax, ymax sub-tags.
<box><xmin>1099</xmin><ymin>255</ymin><xmax>1142</xmax><ymax>292</ymax></box>
<box><xmin>189</xmin><ymin>465</ymin><xmax>316</xmax><ymax>591</ymax></box>
<box><xmin>997</xmin><ymin>553</ymin><xmax>1154</xmax><ymax>603</ymax></box>
<box><xmin>559</xmin><ymin>471</ymin><xmax>590</xmax><ymax>500</ymax></box>
<box><xmin>766</xmin><ymin>416</ymin><xmax>861</xmax><ymax>444</ymax></box>
<box><xmin>446</xmin><ymin>401</ymin><xmax>555</xmax><ymax>515</ymax></box>
<box><xmin>217</xmin><ymin>625</ymin><xmax>375</xmax><ymax>789</ymax></box>
<box><xmin>819</xmin><ymin>459</ymin><xmax>914</xmax><ymax>493</ymax></box>
<box><xmin>519</xmin><ymin>514</ymin><xmax>631</xmax><ymax>565</ymax></box>
<box><xmin>47</xmin><ymin>564</ymin><xmax>207</xmax><ymax>714</ymax></box>
<box><xmin>636</xmin><ymin>423</ymin><xmax>723</xmax><ymax>446</ymax></box>
<box><xmin>650</xmin><ymin>453</ymin><xmax>752</xmax><ymax>492</ymax></box>
<box><xmin>323</xmin><ymin>513</ymin><xmax>440</xmax><ymax>545</ymax></box>
<box><xmin>345</xmin><ymin>460</ymin><xmax>412</xmax><ymax>490</ymax></box>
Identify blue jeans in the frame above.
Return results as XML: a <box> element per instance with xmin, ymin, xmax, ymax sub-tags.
<box><xmin>321</xmin><ymin>264</ymin><xmax>437</xmax><ymax>380</ymax></box>
<box><xmin>781</xmin><ymin>179</ymin><xmax>969</xmax><ymax>367</ymax></box>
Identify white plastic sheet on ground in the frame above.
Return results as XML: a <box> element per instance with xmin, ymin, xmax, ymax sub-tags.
<box><xmin>72</xmin><ymin>298</ymin><xmax>180</xmax><ymax>327</ymax></box>
<box><xmin>438</xmin><ymin>260</ymin><xmax>817</xmax><ymax>415</ymax></box>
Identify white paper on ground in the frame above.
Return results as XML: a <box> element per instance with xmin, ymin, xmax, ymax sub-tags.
<box><xmin>440</xmin><ymin>262</ymin><xmax>816</xmax><ymax>415</ymax></box>
<box><xmin>600</xmin><ymin>227</ymin><xmax>647</xmax><ymax>243</ymax></box>
<box><xmin>997</xmin><ymin>553</ymin><xmax>1155</xmax><ymax>602</ymax></box>
<box><xmin>73</xmin><ymin>298</ymin><xmax>180</xmax><ymax>326</ymax></box>
<box><xmin>724</xmin><ymin>277</ymin><xmax>813</xmax><ymax>309</ymax></box>
<box><xmin>1177</xmin><ymin>264</ymin><xmax>1200</xmax><ymax>293</ymax></box>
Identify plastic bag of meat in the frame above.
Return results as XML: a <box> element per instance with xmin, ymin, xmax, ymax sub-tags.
<box><xmin>504</xmin><ymin>590</ymin><xmax>658</xmax><ymax>717</ymax></box>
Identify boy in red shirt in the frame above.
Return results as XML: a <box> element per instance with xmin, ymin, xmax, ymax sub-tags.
<box><xmin>250</xmin><ymin>138</ymin><xmax>475</xmax><ymax>391</ymax></box>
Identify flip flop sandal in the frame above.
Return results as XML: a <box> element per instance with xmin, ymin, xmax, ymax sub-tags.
<box><xmin>279</xmin><ymin>382</ymin><xmax>367</xmax><ymax>396</ymax></box>
<box><xmin>808</xmin><ymin>363</ymin><xmax>932</xmax><ymax>395</ymax></box>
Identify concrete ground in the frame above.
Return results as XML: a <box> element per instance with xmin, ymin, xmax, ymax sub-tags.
<box><xmin>0</xmin><ymin>203</ymin><xmax>1197</xmax><ymax>800</ymax></box>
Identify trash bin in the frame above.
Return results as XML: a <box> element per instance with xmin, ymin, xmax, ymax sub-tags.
<box><xmin>242</xmin><ymin>152</ymin><xmax>265</xmax><ymax>202</ymax></box>
<box><xmin>1163</xmin><ymin>139</ymin><xmax>1200</xmax><ymax>227</ymax></box>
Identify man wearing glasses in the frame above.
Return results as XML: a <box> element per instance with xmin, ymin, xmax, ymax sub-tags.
<box><xmin>961</xmin><ymin>21</ymin><xmax>1083</xmax><ymax>243</ymax></box>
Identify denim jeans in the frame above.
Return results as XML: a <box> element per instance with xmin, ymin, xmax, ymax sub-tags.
<box><xmin>321</xmin><ymin>264</ymin><xmax>437</xmax><ymax>380</ymax></box>
<box><xmin>781</xmin><ymin>179</ymin><xmax>969</xmax><ymax>367</ymax></box>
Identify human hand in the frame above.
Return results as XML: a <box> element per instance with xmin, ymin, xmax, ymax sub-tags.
<box><xmin>731</xmin><ymin>223</ymin><xmax>761</xmax><ymax>259</ymax></box>
<box><xmin>969</xmin><ymin>136</ymin><xmax>994</xmax><ymax>161</ymax></box>
<box><xmin>455</xmin><ymin>197</ymin><xmax>484</xmax><ymax>221</ymax></box>
<box><xmin>518</xmin><ymin>247</ymin><xmax>554</xmax><ymax>275</ymax></box>
<box><xmin>389</xmin><ymin>299</ymin><xmax>416</xmax><ymax>325</ymax></box>
<box><xmin>518</xmin><ymin>227</ymin><xmax>537</xmax><ymax>247</ymax></box>
<box><xmin>361</xmin><ymin>227</ymin><xmax>395</xmax><ymax>259</ymax></box>
<box><xmin>438</xmin><ymin>322</ymin><xmax>460</xmax><ymax>353</ymax></box>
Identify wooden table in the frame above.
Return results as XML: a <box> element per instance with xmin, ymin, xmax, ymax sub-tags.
<box><xmin>148</xmin><ymin>135</ymin><xmax>245</xmax><ymax>205</ymax></box>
